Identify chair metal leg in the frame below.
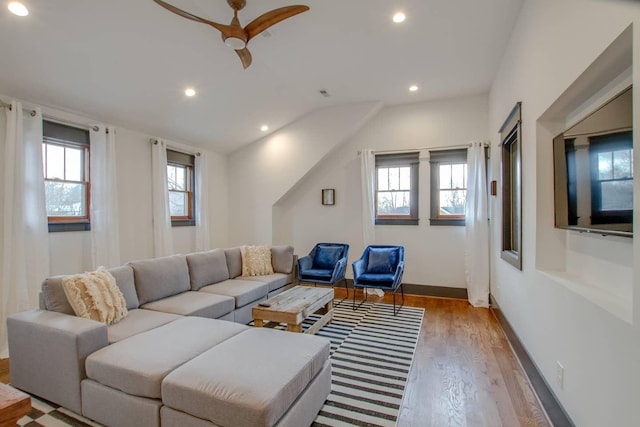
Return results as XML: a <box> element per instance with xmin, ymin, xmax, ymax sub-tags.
<box><xmin>392</xmin><ymin>283</ymin><xmax>405</xmax><ymax>316</ymax></box>
<box><xmin>333</xmin><ymin>278</ymin><xmax>349</xmax><ymax>307</ymax></box>
<box><xmin>353</xmin><ymin>286</ymin><xmax>368</xmax><ymax>311</ymax></box>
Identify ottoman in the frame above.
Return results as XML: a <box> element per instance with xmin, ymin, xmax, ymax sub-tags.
<box><xmin>161</xmin><ymin>328</ymin><xmax>331</xmax><ymax>427</ymax></box>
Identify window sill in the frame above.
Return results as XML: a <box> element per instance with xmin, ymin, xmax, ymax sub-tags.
<box><xmin>375</xmin><ymin>218</ymin><xmax>419</xmax><ymax>226</ymax></box>
<box><xmin>48</xmin><ymin>222</ymin><xmax>91</xmax><ymax>232</ymax></box>
<box><xmin>172</xmin><ymin>219</ymin><xmax>196</xmax><ymax>227</ymax></box>
<box><xmin>429</xmin><ymin>218</ymin><xmax>465</xmax><ymax>226</ymax></box>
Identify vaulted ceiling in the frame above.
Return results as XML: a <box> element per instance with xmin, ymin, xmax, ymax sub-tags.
<box><xmin>0</xmin><ymin>0</ymin><xmax>523</xmax><ymax>153</ymax></box>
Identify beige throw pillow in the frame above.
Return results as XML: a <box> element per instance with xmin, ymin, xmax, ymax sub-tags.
<box><xmin>241</xmin><ymin>245</ymin><xmax>274</xmax><ymax>276</ymax></box>
<box><xmin>62</xmin><ymin>267</ymin><xmax>128</xmax><ymax>325</ymax></box>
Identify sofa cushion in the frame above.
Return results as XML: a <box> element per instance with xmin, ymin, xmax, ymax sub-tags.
<box><xmin>241</xmin><ymin>246</ymin><xmax>274</xmax><ymax>276</ymax></box>
<box><xmin>313</xmin><ymin>245</ymin><xmax>343</xmax><ymax>270</ymax></box>
<box><xmin>129</xmin><ymin>255</ymin><xmax>191</xmax><ymax>305</ymax></box>
<box><xmin>271</xmin><ymin>245</ymin><xmax>294</xmax><ymax>274</ymax></box>
<box><xmin>199</xmin><ymin>279</ymin><xmax>268</xmax><ymax>308</ymax></box>
<box><xmin>186</xmin><ymin>249</ymin><xmax>230</xmax><ymax>291</ymax></box>
<box><xmin>107</xmin><ymin>308</ymin><xmax>181</xmax><ymax>344</ymax></box>
<box><xmin>241</xmin><ymin>273</ymin><xmax>290</xmax><ymax>292</ymax></box>
<box><xmin>108</xmin><ymin>265</ymin><xmax>139</xmax><ymax>310</ymax></box>
<box><xmin>41</xmin><ymin>276</ymin><xmax>74</xmax><ymax>315</ymax></box>
<box><xmin>62</xmin><ymin>267</ymin><xmax>128</xmax><ymax>325</ymax></box>
<box><xmin>366</xmin><ymin>247</ymin><xmax>399</xmax><ymax>274</ymax></box>
<box><xmin>162</xmin><ymin>328</ymin><xmax>330</xmax><ymax>427</ymax></box>
<box><xmin>141</xmin><ymin>291</ymin><xmax>234</xmax><ymax>319</ymax></box>
<box><xmin>224</xmin><ymin>247</ymin><xmax>243</xmax><ymax>279</ymax></box>
<box><xmin>86</xmin><ymin>317</ymin><xmax>248</xmax><ymax>399</ymax></box>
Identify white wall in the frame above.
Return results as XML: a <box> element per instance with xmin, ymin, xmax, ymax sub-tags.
<box><xmin>0</xmin><ymin>98</ymin><xmax>229</xmax><ymax>277</ymax></box>
<box><xmin>227</xmin><ymin>102</ymin><xmax>383</xmax><ymax>246</ymax></box>
<box><xmin>274</xmin><ymin>94</ymin><xmax>489</xmax><ymax>287</ymax></box>
<box><xmin>489</xmin><ymin>1</ymin><xmax>640</xmax><ymax>425</ymax></box>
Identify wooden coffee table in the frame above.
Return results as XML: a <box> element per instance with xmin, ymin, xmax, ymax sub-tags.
<box><xmin>0</xmin><ymin>383</ymin><xmax>31</xmax><ymax>427</ymax></box>
<box><xmin>252</xmin><ymin>285</ymin><xmax>334</xmax><ymax>334</ymax></box>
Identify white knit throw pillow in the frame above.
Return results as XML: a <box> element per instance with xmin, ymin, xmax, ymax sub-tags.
<box><xmin>62</xmin><ymin>267</ymin><xmax>128</xmax><ymax>325</ymax></box>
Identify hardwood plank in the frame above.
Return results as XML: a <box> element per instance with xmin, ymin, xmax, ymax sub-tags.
<box><xmin>0</xmin><ymin>360</ymin><xmax>8</xmax><ymax>385</ymax></box>
<box><xmin>337</xmin><ymin>288</ymin><xmax>551</xmax><ymax>427</ymax></box>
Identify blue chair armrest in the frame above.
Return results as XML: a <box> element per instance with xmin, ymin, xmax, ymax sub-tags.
<box><xmin>393</xmin><ymin>261</ymin><xmax>405</xmax><ymax>288</ymax></box>
<box><xmin>298</xmin><ymin>255</ymin><xmax>313</xmax><ymax>272</ymax></box>
<box><xmin>329</xmin><ymin>257</ymin><xmax>348</xmax><ymax>283</ymax></box>
<box><xmin>352</xmin><ymin>258</ymin><xmax>366</xmax><ymax>284</ymax></box>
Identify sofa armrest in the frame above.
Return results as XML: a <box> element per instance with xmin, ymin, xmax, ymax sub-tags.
<box><xmin>352</xmin><ymin>259</ymin><xmax>366</xmax><ymax>284</ymax></box>
<box><xmin>7</xmin><ymin>310</ymin><xmax>108</xmax><ymax>414</ymax></box>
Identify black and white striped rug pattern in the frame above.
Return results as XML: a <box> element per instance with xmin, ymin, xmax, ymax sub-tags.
<box><xmin>311</xmin><ymin>301</ymin><xmax>424</xmax><ymax>427</ymax></box>
<box><xmin>15</xmin><ymin>300</ymin><xmax>424</xmax><ymax>427</ymax></box>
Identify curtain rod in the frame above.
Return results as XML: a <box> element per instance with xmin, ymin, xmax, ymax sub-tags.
<box><xmin>151</xmin><ymin>138</ymin><xmax>201</xmax><ymax>156</ymax></box>
<box><xmin>43</xmin><ymin>115</ymin><xmax>101</xmax><ymax>132</ymax></box>
<box><xmin>0</xmin><ymin>99</ymin><xmax>37</xmax><ymax>117</ymax></box>
<box><xmin>358</xmin><ymin>141</ymin><xmax>490</xmax><ymax>155</ymax></box>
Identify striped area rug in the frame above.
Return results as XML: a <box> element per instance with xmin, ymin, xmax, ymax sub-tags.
<box><xmin>311</xmin><ymin>301</ymin><xmax>424</xmax><ymax>427</ymax></box>
<box><xmin>15</xmin><ymin>300</ymin><xmax>424</xmax><ymax>427</ymax></box>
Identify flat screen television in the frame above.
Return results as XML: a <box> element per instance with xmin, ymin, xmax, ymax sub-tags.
<box><xmin>553</xmin><ymin>86</ymin><xmax>633</xmax><ymax>237</ymax></box>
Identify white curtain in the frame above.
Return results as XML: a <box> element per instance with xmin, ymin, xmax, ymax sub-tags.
<box><xmin>194</xmin><ymin>152</ymin><xmax>210</xmax><ymax>251</ymax></box>
<box><xmin>151</xmin><ymin>139</ymin><xmax>173</xmax><ymax>256</ymax></box>
<box><xmin>90</xmin><ymin>126</ymin><xmax>120</xmax><ymax>268</ymax></box>
<box><xmin>465</xmin><ymin>141</ymin><xmax>489</xmax><ymax>307</ymax></box>
<box><xmin>0</xmin><ymin>102</ymin><xmax>49</xmax><ymax>357</ymax></box>
<box><xmin>360</xmin><ymin>149</ymin><xmax>376</xmax><ymax>246</ymax></box>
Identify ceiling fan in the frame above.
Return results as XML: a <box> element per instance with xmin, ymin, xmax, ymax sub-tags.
<box><xmin>152</xmin><ymin>0</ymin><xmax>309</xmax><ymax>69</ymax></box>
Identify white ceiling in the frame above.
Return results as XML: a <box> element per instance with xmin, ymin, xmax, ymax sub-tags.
<box><xmin>0</xmin><ymin>0</ymin><xmax>523</xmax><ymax>153</ymax></box>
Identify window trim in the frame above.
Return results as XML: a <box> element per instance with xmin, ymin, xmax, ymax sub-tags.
<box><xmin>499</xmin><ymin>102</ymin><xmax>523</xmax><ymax>270</ymax></box>
<box><xmin>374</xmin><ymin>152</ymin><xmax>420</xmax><ymax>226</ymax></box>
<box><xmin>43</xmin><ymin>120</ymin><xmax>92</xmax><ymax>233</ymax></box>
<box><xmin>167</xmin><ymin>149</ymin><xmax>196</xmax><ymax>227</ymax></box>
<box><xmin>429</xmin><ymin>148</ymin><xmax>467</xmax><ymax>226</ymax></box>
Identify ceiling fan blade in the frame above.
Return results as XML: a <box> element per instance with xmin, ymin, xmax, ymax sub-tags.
<box><xmin>245</xmin><ymin>5</ymin><xmax>309</xmax><ymax>41</ymax></box>
<box><xmin>152</xmin><ymin>0</ymin><xmax>234</xmax><ymax>35</ymax></box>
<box><xmin>235</xmin><ymin>48</ymin><xmax>252</xmax><ymax>69</ymax></box>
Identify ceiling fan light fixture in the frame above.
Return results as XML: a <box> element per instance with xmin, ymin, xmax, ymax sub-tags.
<box><xmin>224</xmin><ymin>36</ymin><xmax>247</xmax><ymax>50</ymax></box>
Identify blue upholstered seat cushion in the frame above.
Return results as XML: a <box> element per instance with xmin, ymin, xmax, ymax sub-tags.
<box><xmin>299</xmin><ymin>268</ymin><xmax>333</xmax><ymax>281</ymax></box>
<box><xmin>366</xmin><ymin>248</ymin><xmax>399</xmax><ymax>274</ymax></box>
<box><xmin>356</xmin><ymin>273</ymin><xmax>396</xmax><ymax>288</ymax></box>
<box><xmin>313</xmin><ymin>245</ymin><xmax>343</xmax><ymax>270</ymax></box>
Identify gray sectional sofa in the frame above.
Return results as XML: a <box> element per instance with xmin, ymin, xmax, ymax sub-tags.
<box><xmin>7</xmin><ymin>245</ymin><xmax>332</xmax><ymax>427</ymax></box>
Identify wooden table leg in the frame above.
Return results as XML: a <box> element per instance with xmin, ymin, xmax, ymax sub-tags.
<box><xmin>287</xmin><ymin>323</ymin><xmax>303</xmax><ymax>333</ymax></box>
<box><xmin>254</xmin><ymin>319</ymin><xmax>263</xmax><ymax>328</ymax></box>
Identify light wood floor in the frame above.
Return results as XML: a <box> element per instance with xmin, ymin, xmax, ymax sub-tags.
<box><xmin>0</xmin><ymin>292</ymin><xmax>550</xmax><ymax>427</ymax></box>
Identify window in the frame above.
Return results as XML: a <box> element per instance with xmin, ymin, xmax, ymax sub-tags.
<box><xmin>499</xmin><ymin>102</ymin><xmax>522</xmax><ymax>270</ymax></box>
<box><xmin>589</xmin><ymin>131</ymin><xmax>633</xmax><ymax>224</ymax></box>
<box><xmin>429</xmin><ymin>149</ymin><xmax>467</xmax><ymax>226</ymax></box>
<box><xmin>42</xmin><ymin>120</ymin><xmax>91</xmax><ymax>232</ymax></box>
<box><xmin>375</xmin><ymin>152</ymin><xmax>419</xmax><ymax>225</ymax></box>
<box><xmin>167</xmin><ymin>149</ymin><xmax>195</xmax><ymax>226</ymax></box>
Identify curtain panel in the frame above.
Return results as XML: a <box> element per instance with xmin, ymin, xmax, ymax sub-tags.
<box><xmin>0</xmin><ymin>102</ymin><xmax>49</xmax><ymax>357</ymax></box>
<box><xmin>90</xmin><ymin>126</ymin><xmax>121</xmax><ymax>268</ymax></box>
<box><xmin>465</xmin><ymin>141</ymin><xmax>490</xmax><ymax>307</ymax></box>
<box><xmin>151</xmin><ymin>139</ymin><xmax>174</xmax><ymax>256</ymax></box>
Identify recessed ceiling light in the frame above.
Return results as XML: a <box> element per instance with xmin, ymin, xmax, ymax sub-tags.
<box><xmin>184</xmin><ymin>87</ymin><xmax>196</xmax><ymax>97</ymax></box>
<box><xmin>8</xmin><ymin>2</ymin><xmax>29</xmax><ymax>16</ymax></box>
<box><xmin>260</xmin><ymin>125</ymin><xmax>269</xmax><ymax>132</ymax></box>
<box><xmin>409</xmin><ymin>85</ymin><xmax>419</xmax><ymax>92</ymax></box>
<box><xmin>392</xmin><ymin>12</ymin><xmax>406</xmax><ymax>23</ymax></box>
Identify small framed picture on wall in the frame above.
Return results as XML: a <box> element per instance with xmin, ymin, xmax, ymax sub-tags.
<box><xmin>322</xmin><ymin>189</ymin><xmax>335</xmax><ymax>205</ymax></box>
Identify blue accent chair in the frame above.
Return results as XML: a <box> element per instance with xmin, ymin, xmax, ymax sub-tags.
<box><xmin>297</xmin><ymin>243</ymin><xmax>350</xmax><ymax>302</ymax></box>
<box><xmin>352</xmin><ymin>245</ymin><xmax>405</xmax><ymax>315</ymax></box>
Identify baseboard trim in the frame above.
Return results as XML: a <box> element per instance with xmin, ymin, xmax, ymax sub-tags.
<box><xmin>344</xmin><ymin>280</ymin><xmax>467</xmax><ymax>300</ymax></box>
<box><xmin>491</xmin><ymin>295</ymin><xmax>575</xmax><ymax>427</ymax></box>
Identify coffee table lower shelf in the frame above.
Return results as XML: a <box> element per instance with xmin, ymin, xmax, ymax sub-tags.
<box><xmin>252</xmin><ymin>286</ymin><xmax>334</xmax><ymax>334</ymax></box>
